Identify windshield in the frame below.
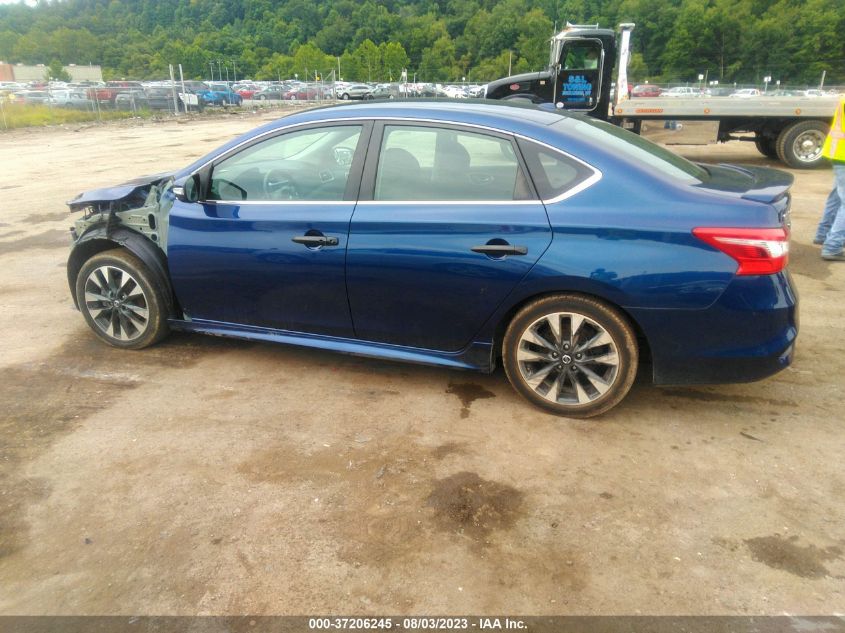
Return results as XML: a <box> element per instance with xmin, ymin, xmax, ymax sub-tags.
<box><xmin>554</xmin><ymin>116</ymin><xmax>708</xmax><ymax>183</ymax></box>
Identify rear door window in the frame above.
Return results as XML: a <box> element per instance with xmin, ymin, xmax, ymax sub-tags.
<box><xmin>373</xmin><ymin>124</ymin><xmax>534</xmax><ymax>201</ymax></box>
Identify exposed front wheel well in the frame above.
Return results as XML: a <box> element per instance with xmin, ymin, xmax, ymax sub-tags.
<box><xmin>493</xmin><ymin>291</ymin><xmax>652</xmax><ymax>368</ymax></box>
<box><xmin>67</xmin><ymin>235</ymin><xmax>178</xmax><ymax>317</ymax></box>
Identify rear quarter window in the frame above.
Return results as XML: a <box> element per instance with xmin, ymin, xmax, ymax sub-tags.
<box><xmin>517</xmin><ymin>139</ymin><xmax>596</xmax><ymax>201</ymax></box>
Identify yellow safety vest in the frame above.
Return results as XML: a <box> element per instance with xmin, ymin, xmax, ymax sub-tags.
<box><xmin>822</xmin><ymin>96</ymin><xmax>845</xmax><ymax>162</ymax></box>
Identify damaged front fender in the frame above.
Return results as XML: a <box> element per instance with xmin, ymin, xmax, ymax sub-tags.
<box><xmin>67</xmin><ymin>172</ymin><xmax>175</xmax><ymax>251</ymax></box>
<box><xmin>67</xmin><ymin>173</ymin><xmax>178</xmax><ymax>315</ymax></box>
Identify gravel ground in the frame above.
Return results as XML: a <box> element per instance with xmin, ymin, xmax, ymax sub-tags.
<box><xmin>0</xmin><ymin>109</ymin><xmax>843</xmax><ymax>615</ymax></box>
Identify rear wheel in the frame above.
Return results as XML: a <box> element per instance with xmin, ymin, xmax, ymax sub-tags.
<box><xmin>502</xmin><ymin>295</ymin><xmax>638</xmax><ymax>418</ymax></box>
<box><xmin>776</xmin><ymin>120</ymin><xmax>829</xmax><ymax>168</ymax></box>
<box><xmin>342</xmin><ymin>93</ymin><xmax>350</xmax><ymax>100</ymax></box>
<box><xmin>755</xmin><ymin>136</ymin><xmax>778</xmax><ymax>159</ymax></box>
<box><xmin>75</xmin><ymin>248</ymin><xmax>169</xmax><ymax>349</ymax></box>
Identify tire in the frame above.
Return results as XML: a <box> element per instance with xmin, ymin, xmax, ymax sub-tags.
<box><xmin>259</xmin><ymin>95</ymin><xmax>267</xmax><ymax>101</ymax></box>
<box><xmin>502</xmin><ymin>294</ymin><xmax>639</xmax><ymax>418</ymax></box>
<box><xmin>755</xmin><ymin>136</ymin><xmax>778</xmax><ymax>159</ymax></box>
<box><xmin>775</xmin><ymin>120</ymin><xmax>829</xmax><ymax>169</ymax></box>
<box><xmin>342</xmin><ymin>93</ymin><xmax>350</xmax><ymax>100</ymax></box>
<box><xmin>75</xmin><ymin>248</ymin><xmax>169</xmax><ymax>350</ymax></box>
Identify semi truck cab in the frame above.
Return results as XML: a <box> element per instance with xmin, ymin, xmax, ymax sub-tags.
<box><xmin>484</xmin><ymin>23</ymin><xmax>625</xmax><ymax>120</ymax></box>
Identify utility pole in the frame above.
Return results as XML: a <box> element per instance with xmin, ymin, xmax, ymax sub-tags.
<box><xmin>169</xmin><ymin>64</ymin><xmax>180</xmax><ymax>115</ymax></box>
<box><xmin>210</xmin><ymin>62</ymin><xmax>214</xmax><ymax>82</ymax></box>
<box><xmin>232</xmin><ymin>60</ymin><xmax>237</xmax><ymax>83</ymax></box>
<box><xmin>508</xmin><ymin>51</ymin><xmax>512</xmax><ymax>76</ymax></box>
<box><xmin>179</xmin><ymin>64</ymin><xmax>188</xmax><ymax>114</ymax></box>
<box><xmin>820</xmin><ymin>70</ymin><xmax>826</xmax><ymax>89</ymax></box>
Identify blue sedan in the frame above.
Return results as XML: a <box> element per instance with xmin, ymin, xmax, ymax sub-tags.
<box><xmin>66</xmin><ymin>102</ymin><xmax>797</xmax><ymax>417</ymax></box>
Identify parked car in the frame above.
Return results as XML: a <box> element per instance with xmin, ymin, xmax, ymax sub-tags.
<box><xmin>62</xmin><ymin>90</ymin><xmax>96</xmax><ymax>109</ymax></box>
<box><xmin>236</xmin><ymin>88</ymin><xmax>257</xmax><ymax>100</ymax></box>
<box><xmin>631</xmin><ymin>84</ymin><xmax>662</xmax><ymax>98</ymax></box>
<box><xmin>199</xmin><ymin>83</ymin><xmax>243</xmax><ymax>106</ymax></box>
<box><xmin>115</xmin><ymin>88</ymin><xmax>176</xmax><ymax>111</ymax></box>
<box><xmin>730</xmin><ymin>89</ymin><xmax>762</xmax><ymax>98</ymax></box>
<box><xmin>283</xmin><ymin>84</ymin><xmax>330</xmax><ymax>100</ymax></box>
<box><xmin>89</xmin><ymin>81</ymin><xmax>144</xmax><ymax>105</ymax></box>
<box><xmin>662</xmin><ymin>86</ymin><xmax>700</xmax><ymax>98</ymax></box>
<box><xmin>338</xmin><ymin>84</ymin><xmax>372</xmax><ymax>100</ymax></box>
<box><xmin>254</xmin><ymin>86</ymin><xmax>288</xmax><ymax>101</ymax></box>
<box><xmin>364</xmin><ymin>84</ymin><xmax>402</xmax><ymax>100</ymax></box>
<box><xmin>12</xmin><ymin>90</ymin><xmax>50</xmax><ymax>104</ymax></box>
<box><xmin>65</xmin><ymin>102</ymin><xmax>797</xmax><ymax>417</ymax></box>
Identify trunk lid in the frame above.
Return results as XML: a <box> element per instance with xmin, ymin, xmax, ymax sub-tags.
<box><xmin>695</xmin><ymin>163</ymin><xmax>794</xmax><ymax>228</ymax></box>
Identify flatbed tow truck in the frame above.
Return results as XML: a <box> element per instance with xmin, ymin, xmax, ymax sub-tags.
<box><xmin>484</xmin><ymin>23</ymin><xmax>837</xmax><ymax>168</ymax></box>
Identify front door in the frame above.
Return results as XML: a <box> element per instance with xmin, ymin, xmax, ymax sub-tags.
<box><xmin>168</xmin><ymin>123</ymin><xmax>368</xmax><ymax>337</ymax></box>
<box><xmin>346</xmin><ymin>122</ymin><xmax>552</xmax><ymax>352</ymax></box>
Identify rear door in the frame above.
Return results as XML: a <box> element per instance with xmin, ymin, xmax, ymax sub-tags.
<box><xmin>346</xmin><ymin>122</ymin><xmax>552</xmax><ymax>352</ymax></box>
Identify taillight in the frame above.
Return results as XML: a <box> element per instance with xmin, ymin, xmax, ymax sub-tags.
<box><xmin>693</xmin><ymin>227</ymin><xmax>789</xmax><ymax>275</ymax></box>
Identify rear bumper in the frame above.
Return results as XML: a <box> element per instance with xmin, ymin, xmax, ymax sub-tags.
<box><xmin>629</xmin><ymin>271</ymin><xmax>798</xmax><ymax>385</ymax></box>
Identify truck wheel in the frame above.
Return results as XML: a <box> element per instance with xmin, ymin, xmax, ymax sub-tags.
<box><xmin>755</xmin><ymin>136</ymin><xmax>778</xmax><ymax>159</ymax></box>
<box><xmin>775</xmin><ymin>120</ymin><xmax>829</xmax><ymax>169</ymax></box>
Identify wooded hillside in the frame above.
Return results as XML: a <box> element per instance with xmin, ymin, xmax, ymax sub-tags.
<box><xmin>0</xmin><ymin>0</ymin><xmax>841</xmax><ymax>84</ymax></box>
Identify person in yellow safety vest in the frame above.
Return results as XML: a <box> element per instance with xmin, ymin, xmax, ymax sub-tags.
<box><xmin>815</xmin><ymin>95</ymin><xmax>845</xmax><ymax>261</ymax></box>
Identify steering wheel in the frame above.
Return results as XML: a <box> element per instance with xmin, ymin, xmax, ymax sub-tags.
<box><xmin>263</xmin><ymin>168</ymin><xmax>299</xmax><ymax>200</ymax></box>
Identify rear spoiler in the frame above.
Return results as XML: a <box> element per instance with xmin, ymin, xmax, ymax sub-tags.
<box><xmin>717</xmin><ymin>163</ymin><xmax>794</xmax><ymax>204</ymax></box>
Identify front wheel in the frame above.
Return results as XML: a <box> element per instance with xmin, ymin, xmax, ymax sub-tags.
<box><xmin>502</xmin><ymin>294</ymin><xmax>638</xmax><ymax>418</ymax></box>
<box><xmin>341</xmin><ymin>93</ymin><xmax>350</xmax><ymax>100</ymax></box>
<box><xmin>75</xmin><ymin>248</ymin><xmax>169</xmax><ymax>349</ymax></box>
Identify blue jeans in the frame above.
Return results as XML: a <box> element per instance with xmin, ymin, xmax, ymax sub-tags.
<box><xmin>816</xmin><ymin>163</ymin><xmax>845</xmax><ymax>255</ymax></box>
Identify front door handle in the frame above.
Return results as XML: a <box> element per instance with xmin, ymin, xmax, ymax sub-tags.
<box><xmin>471</xmin><ymin>244</ymin><xmax>528</xmax><ymax>256</ymax></box>
<box><xmin>292</xmin><ymin>235</ymin><xmax>339</xmax><ymax>247</ymax></box>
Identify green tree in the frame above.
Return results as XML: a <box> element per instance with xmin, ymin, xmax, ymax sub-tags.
<box><xmin>380</xmin><ymin>42</ymin><xmax>409</xmax><ymax>81</ymax></box>
<box><xmin>45</xmin><ymin>58</ymin><xmax>71</xmax><ymax>82</ymax></box>
<box><xmin>353</xmin><ymin>39</ymin><xmax>381</xmax><ymax>82</ymax></box>
<box><xmin>292</xmin><ymin>42</ymin><xmax>334</xmax><ymax>81</ymax></box>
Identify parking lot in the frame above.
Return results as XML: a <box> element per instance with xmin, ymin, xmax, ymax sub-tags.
<box><xmin>0</xmin><ymin>109</ymin><xmax>843</xmax><ymax>615</ymax></box>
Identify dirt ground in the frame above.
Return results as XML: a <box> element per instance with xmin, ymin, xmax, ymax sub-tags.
<box><xmin>0</xmin><ymin>108</ymin><xmax>843</xmax><ymax>616</ymax></box>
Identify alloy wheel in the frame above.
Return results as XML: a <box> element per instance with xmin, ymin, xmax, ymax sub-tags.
<box><xmin>516</xmin><ymin>311</ymin><xmax>620</xmax><ymax>405</ymax></box>
<box><xmin>83</xmin><ymin>265</ymin><xmax>150</xmax><ymax>341</ymax></box>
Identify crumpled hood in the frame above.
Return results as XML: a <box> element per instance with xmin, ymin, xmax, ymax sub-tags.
<box><xmin>67</xmin><ymin>172</ymin><xmax>174</xmax><ymax>211</ymax></box>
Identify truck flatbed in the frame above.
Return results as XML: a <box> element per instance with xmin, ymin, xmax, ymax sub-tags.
<box><xmin>615</xmin><ymin>96</ymin><xmax>838</xmax><ymax>119</ymax></box>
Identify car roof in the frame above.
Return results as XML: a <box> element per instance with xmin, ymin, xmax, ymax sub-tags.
<box><xmin>270</xmin><ymin>100</ymin><xmax>564</xmax><ymax>131</ymax></box>
<box><xmin>178</xmin><ymin>101</ymin><xmax>587</xmax><ymax>177</ymax></box>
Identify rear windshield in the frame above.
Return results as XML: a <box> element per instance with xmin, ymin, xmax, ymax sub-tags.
<box><xmin>553</xmin><ymin>116</ymin><xmax>708</xmax><ymax>183</ymax></box>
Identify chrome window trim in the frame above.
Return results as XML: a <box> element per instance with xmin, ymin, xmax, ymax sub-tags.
<box><xmin>196</xmin><ymin>115</ymin><xmax>603</xmax><ymax>206</ymax></box>
<box><xmin>209</xmin><ymin>199</ymin><xmax>540</xmax><ymax>206</ymax></box>
<box><xmin>361</xmin><ymin>200</ymin><xmax>541</xmax><ymax>206</ymax></box>
<box><xmin>206</xmin><ymin>200</ymin><xmax>356</xmax><ymax>206</ymax></box>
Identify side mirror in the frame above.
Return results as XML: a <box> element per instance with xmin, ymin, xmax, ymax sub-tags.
<box><xmin>174</xmin><ymin>174</ymin><xmax>200</xmax><ymax>203</ymax></box>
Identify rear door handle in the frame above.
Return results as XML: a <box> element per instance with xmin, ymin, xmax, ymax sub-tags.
<box><xmin>292</xmin><ymin>235</ymin><xmax>339</xmax><ymax>247</ymax></box>
<box><xmin>471</xmin><ymin>244</ymin><xmax>528</xmax><ymax>256</ymax></box>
